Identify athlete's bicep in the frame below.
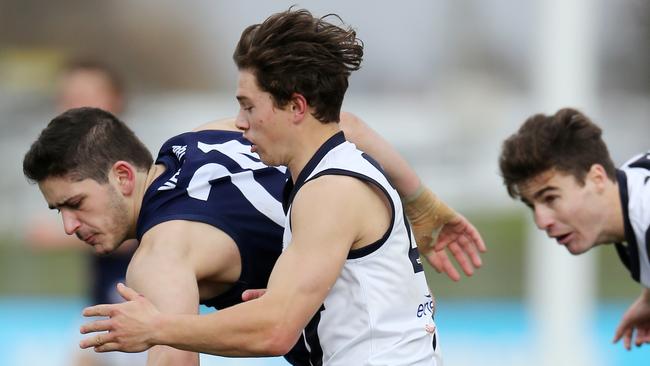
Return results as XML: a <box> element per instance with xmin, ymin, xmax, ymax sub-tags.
<box><xmin>128</xmin><ymin>223</ymin><xmax>203</xmax><ymax>313</ymax></box>
<box><xmin>128</xmin><ymin>222</ymin><xmax>206</xmax><ymax>365</ymax></box>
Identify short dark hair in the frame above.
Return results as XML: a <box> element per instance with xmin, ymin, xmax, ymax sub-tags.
<box><xmin>233</xmin><ymin>8</ymin><xmax>363</xmax><ymax>123</ymax></box>
<box><xmin>499</xmin><ymin>108</ymin><xmax>616</xmax><ymax>198</ymax></box>
<box><xmin>23</xmin><ymin>107</ymin><xmax>153</xmax><ymax>183</ymax></box>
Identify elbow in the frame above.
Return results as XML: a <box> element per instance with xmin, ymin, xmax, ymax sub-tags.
<box><xmin>259</xmin><ymin>325</ymin><xmax>301</xmax><ymax>356</ymax></box>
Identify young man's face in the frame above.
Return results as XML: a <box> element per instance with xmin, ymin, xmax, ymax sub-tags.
<box><xmin>235</xmin><ymin>69</ymin><xmax>293</xmax><ymax>167</ymax></box>
<box><xmin>38</xmin><ymin>175</ymin><xmax>130</xmax><ymax>255</ymax></box>
<box><xmin>517</xmin><ymin>168</ymin><xmax>608</xmax><ymax>255</ymax></box>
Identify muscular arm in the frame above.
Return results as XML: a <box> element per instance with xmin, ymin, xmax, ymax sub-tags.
<box><xmin>339</xmin><ymin>112</ymin><xmax>486</xmax><ymax>280</ymax></box>
<box><xmin>79</xmin><ymin>176</ymin><xmax>376</xmax><ymax>357</ymax></box>
<box><xmin>339</xmin><ymin>111</ymin><xmax>421</xmax><ymax>196</ymax></box>
<box><xmin>120</xmin><ymin>220</ymin><xmax>240</xmax><ymax>365</ymax></box>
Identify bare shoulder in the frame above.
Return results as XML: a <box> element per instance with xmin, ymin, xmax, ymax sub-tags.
<box><xmin>192</xmin><ymin>117</ymin><xmax>239</xmax><ymax>132</ymax></box>
<box><xmin>293</xmin><ymin>175</ymin><xmax>383</xmax><ymax>215</ymax></box>
<box><xmin>136</xmin><ymin>220</ymin><xmax>237</xmax><ymax>259</ymax></box>
<box><xmin>133</xmin><ymin>220</ymin><xmax>241</xmax><ymax>282</ymax></box>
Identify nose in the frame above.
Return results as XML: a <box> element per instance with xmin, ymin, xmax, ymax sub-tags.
<box><xmin>235</xmin><ymin>112</ymin><xmax>249</xmax><ymax>131</ymax></box>
<box><xmin>61</xmin><ymin>210</ymin><xmax>81</xmax><ymax>235</ymax></box>
<box><xmin>533</xmin><ymin>205</ymin><xmax>554</xmax><ymax>231</ymax></box>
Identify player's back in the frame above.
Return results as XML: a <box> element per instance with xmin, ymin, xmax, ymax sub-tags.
<box><xmin>137</xmin><ymin>129</ymin><xmax>288</xmax><ymax>308</ymax></box>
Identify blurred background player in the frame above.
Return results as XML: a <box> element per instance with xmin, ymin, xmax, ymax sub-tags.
<box><xmin>498</xmin><ymin>108</ymin><xmax>650</xmax><ymax>350</ymax></box>
<box><xmin>25</xmin><ymin>59</ymin><xmax>141</xmax><ymax>366</ymax></box>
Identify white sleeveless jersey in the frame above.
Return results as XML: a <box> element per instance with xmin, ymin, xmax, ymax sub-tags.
<box><xmin>281</xmin><ymin>132</ymin><xmax>441</xmax><ymax>366</ymax></box>
<box><xmin>615</xmin><ymin>150</ymin><xmax>650</xmax><ymax>288</ymax></box>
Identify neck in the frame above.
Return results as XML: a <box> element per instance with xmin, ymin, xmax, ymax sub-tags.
<box><xmin>599</xmin><ymin>180</ymin><xmax>626</xmax><ymax>244</ymax></box>
<box><xmin>286</xmin><ymin>120</ymin><xmax>341</xmax><ymax>182</ymax></box>
<box><xmin>127</xmin><ymin>164</ymin><xmax>164</xmax><ymax>238</ymax></box>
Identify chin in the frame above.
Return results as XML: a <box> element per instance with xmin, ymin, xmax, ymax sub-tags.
<box><xmin>94</xmin><ymin>243</ymin><xmax>115</xmax><ymax>255</ymax></box>
<box><xmin>566</xmin><ymin>242</ymin><xmax>590</xmax><ymax>256</ymax></box>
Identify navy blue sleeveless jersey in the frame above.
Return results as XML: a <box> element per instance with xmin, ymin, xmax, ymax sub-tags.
<box><xmin>136</xmin><ymin>130</ymin><xmax>287</xmax><ymax>309</ymax></box>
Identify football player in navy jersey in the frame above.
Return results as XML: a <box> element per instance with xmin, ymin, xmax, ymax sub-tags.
<box><xmin>499</xmin><ymin>107</ymin><xmax>650</xmax><ymax>350</ymax></box>
<box><xmin>75</xmin><ymin>8</ymin><xmax>486</xmax><ymax>366</ymax></box>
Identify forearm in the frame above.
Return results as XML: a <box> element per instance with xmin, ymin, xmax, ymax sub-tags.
<box><xmin>154</xmin><ymin>298</ymin><xmax>295</xmax><ymax>357</ymax></box>
<box><xmin>147</xmin><ymin>345</ymin><xmax>198</xmax><ymax>366</ymax></box>
<box><xmin>339</xmin><ymin>112</ymin><xmax>421</xmax><ymax>197</ymax></box>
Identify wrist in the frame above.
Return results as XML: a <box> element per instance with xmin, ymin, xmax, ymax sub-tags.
<box><xmin>399</xmin><ymin>178</ymin><xmax>423</xmax><ymax>200</ymax></box>
<box><xmin>151</xmin><ymin>312</ymin><xmax>171</xmax><ymax>347</ymax></box>
<box><xmin>642</xmin><ymin>288</ymin><xmax>650</xmax><ymax>302</ymax></box>
<box><xmin>403</xmin><ymin>186</ymin><xmax>456</xmax><ymax>228</ymax></box>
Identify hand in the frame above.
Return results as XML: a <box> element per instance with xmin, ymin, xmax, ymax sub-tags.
<box><xmin>426</xmin><ymin>213</ymin><xmax>487</xmax><ymax>281</ymax></box>
<box><xmin>403</xmin><ymin>186</ymin><xmax>487</xmax><ymax>281</ymax></box>
<box><xmin>242</xmin><ymin>288</ymin><xmax>267</xmax><ymax>302</ymax></box>
<box><xmin>79</xmin><ymin>283</ymin><xmax>161</xmax><ymax>353</ymax></box>
<box><xmin>613</xmin><ymin>290</ymin><xmax>650</xmax><ymax>350</ymax></box>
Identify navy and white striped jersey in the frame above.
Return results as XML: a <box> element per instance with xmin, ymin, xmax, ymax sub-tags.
<box><xmin>282</xmin><ymin>132</ymin><xmax>441</xmax><ymax>366</ymax></box>
<box><xmin>615</xmin><ymin>150</ymin><xmax>650</xmax><ymax>288</ymax></box>
<box><xmin>137</xmin><ymin>130</ymin><xmax>287</xmax><ymax>309</ymax></box>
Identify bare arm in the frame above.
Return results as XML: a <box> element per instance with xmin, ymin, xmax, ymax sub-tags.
<box><xmin>339</xmin><ymin>111</ymin><xmax>420</xmax><ymax>197</ymax></box>
<box><xmin>340</xmin><ymin>112</ymin><xmax>487</xmax><ymax>280</ymax></box>
<box><xmin>124</xmin><ymin>222</ymin><xmax>203</xmax><ymax>365</ymax></box>
<box><xmin>91</xmin><ymin>220</ymin><xmax>240</xmax><ymax>364</ymax></box>
<box><xmin>79</xmin><ymin>176</ymin><xmax>370</xmax><ymax>357</ymax></box>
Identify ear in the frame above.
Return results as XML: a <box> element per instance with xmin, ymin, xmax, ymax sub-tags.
<box><xmin>111</xmin><ymin>161</ymin><xmax>137</xmax><ymax>196</ymax></box>
<box><xmin>289</xmin><ymin>93</ymin><xmax>308</xmax><ymax>124</ymax></box>
<box><xmin>586</xmin><ymin>164</ymin><xmax>608</xmax><ymax>192</ymax></box>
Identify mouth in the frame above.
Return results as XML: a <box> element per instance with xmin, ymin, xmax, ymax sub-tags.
<box><xmin>77</xmin><ymin>233</ymin><xmax>97</xmax><ymax>245</ymax></box>
<box><xmin>250</xmin><ymin>144</ymin><xmax>258</xmax><ymax>153</ymax></box>
<box><xmin>553</xmin><ymin>232</ymin><xmax>573</xmax><ymax>245</ymax></box>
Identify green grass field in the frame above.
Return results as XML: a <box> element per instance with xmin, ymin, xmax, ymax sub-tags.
<box><xmin>0</xmin><ymin>209</ymin><xmax>642</xmax><ymax>299</ymax></box>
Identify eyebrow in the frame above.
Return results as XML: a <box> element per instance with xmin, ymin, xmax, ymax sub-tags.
<box><xmin>520</xmin><ymin>185</ymin><xmax>557</xmax><ymax>208</ymax></box>
<box><xmin>236</xmin><ymin>96</ymin><xmax>250</xmax><ymax>103</ymax></box>
<box><xmin>532</xmin><ymin>186</ymin><xmax>557</xmax><ymax>200</ymax></box>
<box><xmin>48</xmin><ymin>194</ymin><xmax>83</xmax><ymax>210</ymax></box>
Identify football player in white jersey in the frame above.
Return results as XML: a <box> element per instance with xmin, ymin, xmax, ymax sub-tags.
<box><xmin>499</xmin><ymin>107</ymin><xmax>650</xmax><ymax>350</ymax></box>
<box><xmin>78</xmin><ymin>7</ymin><xmax>486</xmax><ymax>365</ymax></box>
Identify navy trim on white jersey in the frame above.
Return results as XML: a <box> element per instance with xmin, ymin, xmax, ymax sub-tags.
<box><xmin>281</xmin><ymin>131</ymin><xmax>440</xmax><ymax>365</ymax></box>
<box><xmin>615</xmin><ymin>170</ymin><xmax>641</xmax><ymax>282</ymax></box>
<box><xmin>614</xmin><ymin>151</ymin><xmax>650</xmax><ymax>288</ymax></box>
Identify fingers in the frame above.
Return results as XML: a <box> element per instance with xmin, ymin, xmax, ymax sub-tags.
<box><xmin>94</xmin><ymin>342</ymin><xmax>123</xmax><ymax>353</ymax></box>
<box><xmin>83</xmin><ymin>304</ymin><xmax>115</xmax><ymax>317</ymax></box>
<box><xmin>447</xmin><ymin>242</ymin><xmax>474</xmax><ymax>277</ymax></box>
<box><xmin>80</xmin><ymin>319</ymin><xmax>112</xmax><ymax>334</ymax></box>
<box><xmin>424</xmin><ymin>250</ymin><xmax>460</xmax><ymax>281</ymax></box>
<box><xmin>116</xmin><ymin>282</ymin><xmax>141</xmax><ymax>301</ymax></box>
<box><xmin>470</xmin><ymin>226</ymin><xmax>487</xmax><ymax>253</ymax></box>
<box><xmin>624</xmin><ymin>329</ymin><xmax>632</xmax><ymax>350</ymax></box>
<box><xmin>460</xmin><ymin>233</ymin><xmax>483</xmax><ymax>268</ymax></box>
<box><xmin>635</xmin><ymin>327</ymin><xmax>650</xmax><ymax>347</ymax></box>
<box><xmin>79</xmin><ymin>332</ymin><xmax>115</xmax><ymax>349</ymax></box>
<box><xmin>242</xmin><ymin>289</ymin><xmax>267</xmax><ymax>302</ymax></box>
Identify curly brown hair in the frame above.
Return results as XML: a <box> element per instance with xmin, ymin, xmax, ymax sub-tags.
<box><xmin>499</xmin><ymin>108</ymin><xmax>616</xmax><ymax>198</ymax></box>
<box><xmin>233</xmin><ymin>8</ymin><xmax>363</xmax><ymax>123</ymax></box>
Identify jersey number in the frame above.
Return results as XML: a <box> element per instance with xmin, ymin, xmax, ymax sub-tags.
<box><xmin>186</xmin><ymin>140</ymin><xmax>286</xmax><ymax>226</ymax></box>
